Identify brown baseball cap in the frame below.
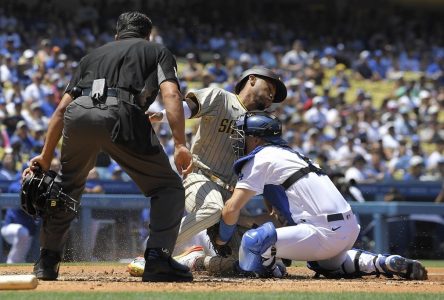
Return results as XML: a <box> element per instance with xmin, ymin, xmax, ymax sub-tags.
<box><xmin>235</xmin><ymin>67</ymin><xmax>287</xmax><ymax>103</ymax></box>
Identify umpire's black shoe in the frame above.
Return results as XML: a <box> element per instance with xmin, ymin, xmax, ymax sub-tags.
<box><xmin>33</xmin><ymin>249</ymin><xmax>61</xmax><ymax>281</ymax></box>
<box><xmin>142</xmin><ymin>248</ymin><xmax>193</xmax><ymax>282</ymax></box>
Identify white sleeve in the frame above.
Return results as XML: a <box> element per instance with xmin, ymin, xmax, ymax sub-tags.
<box><xmin>235</xmin><ymin>155</ymin><xmax>271</xmax><ymax>195</ymax></box>
<box><xmin>160</xmin><ymin>101</ymin><xmax>191</xmax><ymax>122</ymax></box>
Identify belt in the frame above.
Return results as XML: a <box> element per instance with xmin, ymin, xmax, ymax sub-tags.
<box><xmin>81</xmin><ymin>88</ymin><xmax>134</xmax><ymax>100</ymax></box>
<box><xmin>295</xmin><ymin>210</ymin><xmax>353</xmax><ymax>225</ymax></box>
<box><xmin>327</xmin><ymin>213</ymin><xmax>345</xmax><ymax>222</ymax></box>
<box><xmin>195</xmin><ymin>168</ymin><xmax>235</xmax><ymax>192</ymax></box>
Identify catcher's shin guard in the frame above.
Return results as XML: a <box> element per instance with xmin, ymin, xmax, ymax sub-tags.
<box><xmin>239</xmin><ymin>222</ymin><xmax>277</xmax><ymax>273</ymax></box>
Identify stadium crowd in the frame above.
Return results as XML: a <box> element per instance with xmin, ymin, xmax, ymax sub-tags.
<box><xmin>0</xmin><ymin>1</ymin><xmax>443</xmax><ymax>192</ymax></box>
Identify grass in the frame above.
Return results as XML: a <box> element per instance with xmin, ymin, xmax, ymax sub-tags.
<box><xmin>1</xmin><ymin>292</ymin><xmax>443</xmax><ymax>300</ymax></box>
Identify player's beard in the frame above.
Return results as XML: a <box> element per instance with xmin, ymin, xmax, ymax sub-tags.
<box><xmin>255</xmin><ymin>97</ymin><xmax>267</xmax><ymax>110</ymax></box>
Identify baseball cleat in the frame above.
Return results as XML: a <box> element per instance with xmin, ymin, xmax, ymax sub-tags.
<box><xmin>173</xmin><ymin>245</ymin><xmax>205</xmax><ymax>271</ymax></box>
<box><xmin>142</xmin><ymin>248</ymin><xmax>193</xmax><ymax>282</ymax></box>
<box><xmin>127</xmin><ymin>256</ymin><xmax>145</xmax><ymax>277</ymax></box>
<box><xmin>34</xmin><ymin>249</ymin><xmax>62</xmax><ymax>281</ymax></box>
<box><xmin>385</xmin><ymin>255</ymin><xmax>428</xmax><ymax>280</ymax></box>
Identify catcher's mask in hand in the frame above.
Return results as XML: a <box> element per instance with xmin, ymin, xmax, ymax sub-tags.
<box><xmin>21</xmin><ymin>168</ymin><xmax>79</xmax><ymax>218</ymax></box>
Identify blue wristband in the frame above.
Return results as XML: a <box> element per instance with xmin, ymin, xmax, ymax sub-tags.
<box><xmin>218</xmin><ymin>219</ymin><xmax>236</xmax><ymax>243</ymax></box>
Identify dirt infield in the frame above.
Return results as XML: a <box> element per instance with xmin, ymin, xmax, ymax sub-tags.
<box><xmin>1</xmin><ymin>264</ymin><xmax>443</xmax><ymax>293</ymax></box>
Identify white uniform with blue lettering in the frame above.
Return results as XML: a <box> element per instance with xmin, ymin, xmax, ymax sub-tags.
<box><xmin>236</xmin><ymin>145</ymin><xmax>361</xmax><ymax>268</ymax></box>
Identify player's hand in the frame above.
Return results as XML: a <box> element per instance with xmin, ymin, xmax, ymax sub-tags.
<box><xmin>213</xmin><ymin>236</ymin><xmax>232</xmax><ymax>257</ymax></box>
<box><xmin>173</xmin><ymin>144</ymin><xmax>193</xmax><ymax>176</ymax></box>
<box><xmin>146</xmin><ymin>111</ymin><xmax>163</xmax><ymax>123</ymax></box>
<box><xmin>22</xmin><ymin>155</ymin><xmax>50</xmax><ymax>180</ymax></box>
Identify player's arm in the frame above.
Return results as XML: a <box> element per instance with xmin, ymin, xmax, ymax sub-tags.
<box><xmin>148</xmin><ymin>98</ymin><xmax>196</xmax><ymax>122</ymax></box>
<box><xmin>149</xmin><ymin>87</ymin><xmax>221</xmax><ymax>122</ymax></box>
<box><xmin>216</xmin><ymin>188</ymin><xmax>256</xmax><ymax>245</ymax></box>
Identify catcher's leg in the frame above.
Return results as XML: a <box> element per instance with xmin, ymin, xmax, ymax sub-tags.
<box><xmin>308</xmin><ymin>249</ymin><xmax>427</xmax><ymax>280</ymax></box>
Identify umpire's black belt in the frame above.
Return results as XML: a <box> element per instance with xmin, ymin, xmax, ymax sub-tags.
<box><xmin>81</xmin><ymin>88</ymin><xmax>134</xmax><ymax>100</ymax></box>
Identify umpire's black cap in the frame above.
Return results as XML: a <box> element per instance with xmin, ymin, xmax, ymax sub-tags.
<box><xmin>235</xmin><ymin>67</ymin><xmax>287</xmax><ymax>103</ymax></box>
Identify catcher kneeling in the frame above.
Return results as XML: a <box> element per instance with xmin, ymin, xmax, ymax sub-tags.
<box><xmin>129</xmin><ymin>111</ymin><xmax>428</xmax><ymax>280</ymax></box>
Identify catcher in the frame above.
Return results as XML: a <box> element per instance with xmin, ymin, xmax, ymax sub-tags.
<box><xmin>212</xmin><ymin>111</ymin><xmax>427</xmax><ymax>279</ymax></box>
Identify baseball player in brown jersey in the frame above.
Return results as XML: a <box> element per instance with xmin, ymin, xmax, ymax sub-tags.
<box><xmin>128</xmin><ymin>67</ymin><xmax>287</xmax><ymax>276</ymax></box>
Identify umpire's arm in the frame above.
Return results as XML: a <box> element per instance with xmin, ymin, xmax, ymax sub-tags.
<box><xmin>28</xmin><ymin>93</ymin><xmax>74</xmax><ymax>172</ymax></box>
<box><xmin>217</xmin><ymin>188</ymin><xmax>256</xmax><ymax>245</ymax></box>
<box><xmin>160</xmin><ymin>80</ymin><xmax>193</xmax><ymax>175</ymax></box>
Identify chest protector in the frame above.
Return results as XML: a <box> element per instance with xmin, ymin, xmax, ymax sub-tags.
<box><xmin>233</xmin><ymin>145</ymin><xmax>325</xmax><ymax>190</ymax></box>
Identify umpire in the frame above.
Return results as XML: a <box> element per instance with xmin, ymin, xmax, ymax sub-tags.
<box><xmin>23</xmin><ymin>12</ymin><xmax>193</xmax><ymax>282</ymax></box>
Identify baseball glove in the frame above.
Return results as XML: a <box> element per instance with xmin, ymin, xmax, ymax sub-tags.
<box><xmin>21</xmin><ymin>168</ymin><xmax>79</xmax><ymax>218</ymax></box>
<box><xmin>206</xmin><ymin>223</ymin><xmax>232</xmax><ymax>257</ymax></box>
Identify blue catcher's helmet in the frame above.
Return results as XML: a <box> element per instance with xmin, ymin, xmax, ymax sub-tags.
<box><xmin>230</xmin><ymin>111</ymin><xmax>287</xmax><ymax>158</ymax></box>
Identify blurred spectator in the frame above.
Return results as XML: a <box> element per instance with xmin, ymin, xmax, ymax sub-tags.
<box><xmin>388</xmin><ymin>140</ymin><xmax>412</xmax><ymax>179</ymax></box>
<box><xmin>260</xmin><ymin>41</ymin><xmax>278</xmax><ymax>68</ymax></box>
<box><xmin>380</xmin><ymin>122</ymin><xmax>400</xmax><ymax>158</ymax></box>
<box><xmin>282</xmin><ymin>40</ymin><xmax>308</xmax><ymax>72</ymax></box>
<box><xmin>24</xmin><ymin>102</ymin><xmax>49</xmax><ymax>132</ymax></box>
<box><xmin>427</xmin><ymin>138</ymin><xmax>444</xmax><ymax>174</ymax></box>
<box><xmin>345</xmin><ymin>154</ymin><xmax>372</xmax><ymax>183</ymax></box>
<box><xmin>5</xmin><ymin>79</ymin><xmax>24</xmax><ymax>105</ymax></box>
<box><xmin>205</xmin><ymin>53</ymin><xmax>228</xmax><ymax>83</ymax></box>
<box><xmin>108</xmin><ymin>163</ymin><xmax>125</xmax><ymax>181</ymax></box>
<box><xmin>232</xmin><ymin>53</ymin><xmax>252</xmax><ymax>79</ymax></box>
<box><xmin>23</xmin><ymin>73</ymin><xmax>48</xmax><ymax>104</ymax></box>
<box><xmin>1</xmin><ymin>209</ymin><xmax>38</xmax><ymax>263</ymax></box>
<box><xmin>304</xmin><ymin>96</ymin><xmax>327</xmax><ymax>130</ymax></box>
<box><xmin>0</xmin><ymin>150</ymin><xmax>18</xmax><ymax>180</ymax></box>
<box><xmin>354</xmin><ymin>51</ymin><xmax>373</xmax><ymax>80</ymax></box>
<box><xmin>403</xmin><ymin>156</ymin><xmax>426</xmax><ymax>181</ymax></box>
<box><xmin>84</xmin><ymin>167</ymin><xmax>104</xmax><ymax>194</ymax></box>
<box><xmin>0</xmin><ymin>53</ymin><xmax>16</xmax><ymax>83</ymax></box>
<box><xmin>9</xmin><ymin>120</ymin><xmax>35</xmax><ymax>155</ymax></box>
<box><xmin>320</xmin><ymin>47</ymin><xmax>336</xmax><ymax>69</ymax></box>
<box><xmin>335</xmin><ymin>135</ymin><xmax>368</xmax><ymax>169</ymax></box>
<box><xmin>368</xmin><ymin>50</ymin><xmax>390</xmax><ymax>80</ymax></box>
<box><xmin>1</xmin><ymin>169</ymin><xmax>39</xmax><ymax>263</ymax></box>
<box><xmin>435</xmin><ymin>159</ymin><xmax>444</xmax><ymax>203</ymax></box>
<box><xmin>158</xmin><ymin>129</ymin><xmax>174</xmax><ymax>157</ymax></box>
<box><xmin>330</xmin><ymin>64</ymin><xmax>350</xmax><ymax>89</ymax></box>
<box><xmin>181</xmin><ymin>53</ymin><xmax>203</xmax><ymax>82</ymax></box>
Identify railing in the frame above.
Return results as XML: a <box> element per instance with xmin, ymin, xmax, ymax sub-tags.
<box><xmin>0</xmin><ymin>180</ymin><xmax>441</xmax><ymax>199</ymax></box>
<box><xmin>1</xmin><ymin>193</ymin><xmax>444</xmax><ymax>261</ymax></box>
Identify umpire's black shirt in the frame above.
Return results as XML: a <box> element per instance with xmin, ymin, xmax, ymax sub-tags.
<box><xmin>65</xmin><ymin>35</ymin><xmax>179</xmax><ymax>110</ymax></box>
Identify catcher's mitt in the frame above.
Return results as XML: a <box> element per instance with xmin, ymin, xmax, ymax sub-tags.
<box><xmin>206</xmin><ymin>223</ymin><xmax>232</xmax><ymax>257</ymax></box>
<box><xmin>21</xmin><ymin>168</ymin><xmax>79</xmax><ymax>218</ymax></box>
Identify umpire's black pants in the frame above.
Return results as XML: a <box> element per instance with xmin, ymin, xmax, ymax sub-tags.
<box><xmin>40</xmin><ymin>95</ymin><xmax>184</xmax><ymax>255</ymax></box>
